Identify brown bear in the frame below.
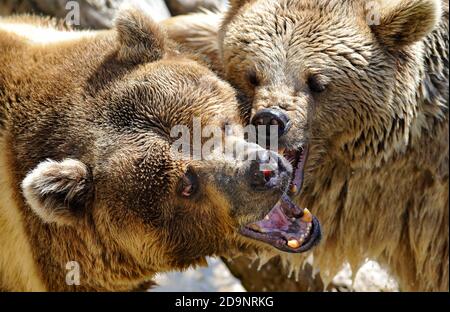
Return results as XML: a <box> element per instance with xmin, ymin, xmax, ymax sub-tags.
<box><xmin>162</xmin><ymin>0</ymin><xmax>449</xmax><ymax>291</ymax></box>
<box><xmin>0</xmin><ymin>9</ymin><xmax>321</xmax><ymax>291</ymax></box>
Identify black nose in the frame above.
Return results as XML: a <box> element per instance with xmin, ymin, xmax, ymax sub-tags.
<box><xmin>251</xmin><ymin>108</ymin><xmax>291</xmax><ymax>138</ymax></box>
<box><xmin>248</xmin><ymin>150</ymin><xmax>291</xmax><ymax>191</ymax></box>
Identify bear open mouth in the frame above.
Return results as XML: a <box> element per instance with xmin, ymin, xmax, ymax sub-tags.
<box><xmin>240</xmin><ymin>194</ymin><xmax>321</xmax><ymax>253</ymax></box>
<box><xmin>281</xmin><ymin>145</ymin><xmax>308</xmax><ymax>196</ymax></box>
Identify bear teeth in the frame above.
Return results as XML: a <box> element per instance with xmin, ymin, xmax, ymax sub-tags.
<box><xmin>287</xmin><ymin>239</ymin><xmax>300</xmax><ymax>249</ymax></box>
<box><xmin>301</xmin><ymin>208</ymin><xmax>313</xmax><ymax>223</ymax></box>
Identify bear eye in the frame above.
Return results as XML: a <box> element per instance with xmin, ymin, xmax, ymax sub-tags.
<box><xmin>247</xmin><ymin>70</ymin><xmax>260</xmax><ymax>87</ymax></box>
<box><xmin>178</xmin><ymin>169</ymin><xmax>198</xmax><ymax>198</ymax></box>
<box><xmin>307</xmin><ymin>75</ymin><xmax>326</xmax><ymax>93</ymax></box>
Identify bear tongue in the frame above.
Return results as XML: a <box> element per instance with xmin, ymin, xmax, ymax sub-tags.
<box><xmin>246</xmin><ymin>195</ymin><xmax>313</xmax><ymax>245</ymax></box>
<box><xmin>249</xmin><ymin>201</ymin><xmax>291</xmax><ymax>232</ymax></box>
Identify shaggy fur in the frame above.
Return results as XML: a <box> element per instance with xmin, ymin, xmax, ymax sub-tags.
<box><xmin>162</xmin><ymin>0</ymin><xmax>449</xmax><ymax>291</ymax></box>
<box><xmin>0</xmin><ymin>9</ymin><xmax>292</xmax><ymax>291</ymax></box>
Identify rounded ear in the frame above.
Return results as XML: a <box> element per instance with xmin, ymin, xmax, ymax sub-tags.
<box><xmin>371</xmin><ymin>0</ymin><xmax>442</xmax><ymax>49</ymax></box>
<box><xmin>115</xmin><ymin>7</ymin><xmax>167</xmax><ymax>64</ymax></box>
<box><xmin>21</xmin><ymin>159</ymin><xmax>93</xmax><ymax>226</ymax></box>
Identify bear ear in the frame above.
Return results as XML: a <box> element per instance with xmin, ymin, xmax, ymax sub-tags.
<box><xmin>371</xmin><ymin>0</ymin><xmax>442</xmax><ymax>49</ymax></box>
<box><xmin>21</xmin><ymin>159</ymin><xmax>93</xmax><ymax>226</ymax></box>
<box><xmin>115</xmin><ymin>7</ymin><xmax>167</xmax><ymax>64</ymax></box>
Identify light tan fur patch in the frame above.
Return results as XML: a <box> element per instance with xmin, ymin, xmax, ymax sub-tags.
<box><xmin>0</xmin><ymin>135</ymin><xmax>46</xmax><ymax>291</ymax></box>
<box><xmin>0</xmin><ymin>22</ymin><xmax>96</xmax><ymax>44</ymax></box>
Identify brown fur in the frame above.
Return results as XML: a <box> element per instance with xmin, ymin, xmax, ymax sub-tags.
<box><xmin>0</xmin><ymin>10</ymin><xmax>291</xmax><ymax>291</ymax></box>
<box><xmin>162</xmin><ymin>0</ymin><xmax>449</xmax><ymax>291</ymax></box>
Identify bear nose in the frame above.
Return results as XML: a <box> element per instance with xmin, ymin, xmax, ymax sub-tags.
<box><xmin>248</xmin><ymin>150</ymin><xmax>291</xmax><ymax>191</ymax></box>
<box><xmin>251</xmin><ymin>108</ymin><xmax>291</xmax><ymax>138</ymax></box>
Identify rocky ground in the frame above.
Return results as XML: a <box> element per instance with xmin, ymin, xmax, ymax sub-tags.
<box><xmin>154</xmin><ymin>257</ymin><xmax>399</xmax><ymax>292</ymax></box>
<box><xmin>154</xmin><ymin>258</ymin><xmax>246</xmax><ymax>292</ymax></box>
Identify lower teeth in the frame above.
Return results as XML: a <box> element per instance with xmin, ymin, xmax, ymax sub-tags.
<box><xmin>248</xmin><ymin>223</ymin><xmax>263</xmax><ymax>232</ymax></box>
<box><xmin>287</xmin><ymin>239</ymin><xmax>300</xmax><ymax>248</ymax></box>
<box><xmin>290</xmin><ymin>184</ymin><xmax>298</xmax><ymax>194</ymax></box>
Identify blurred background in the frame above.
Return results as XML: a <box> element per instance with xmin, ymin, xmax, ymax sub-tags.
<box><xmin>0</xmin><ymin>0</ymin><xmax>399</xmax><ymax>292</ymax></box>
<box><xmin>0</xmin><ymin>0</ymin><xmax>227</xmax><ymax>27</ymax></box>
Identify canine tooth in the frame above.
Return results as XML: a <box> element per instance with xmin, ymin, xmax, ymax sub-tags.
<box><xmin>291</xmin><ymin>217</ymin><xmax>296</xmax><ymax>222</ymax></box>
<box><xmin>264</xmin><ymin>215</ymin><xmax>270</xmax><ymax>221</ymax></box>
<box><xmin>287</xmin><ymin>239</ymin><xmax>300</xmax><ymax>249</ymax></box>
<box><xmin>290</xmin><ymin>184</ymin><xmax>298</xmax><ymax>194</ymax></box>
<box><xmin>301</xmin><ymin>208</ymin><xmax>313</xmax><ymax>222</ymax></box>
<box><xmin>248</xmin><ymin>223</ymin><xmax>262</xmax><ymax>232</ymax></box>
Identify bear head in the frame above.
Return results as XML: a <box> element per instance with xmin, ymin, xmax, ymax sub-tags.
<box><xmin>218</xmin><ymin>0</ymin><xmax>444</xmax><ymax>197</ymax></box>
